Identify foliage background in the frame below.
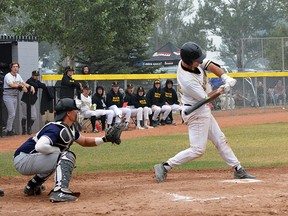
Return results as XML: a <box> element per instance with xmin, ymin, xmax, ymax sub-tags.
<box><xmin>1</xmin><ymin>0</ymin><xmax>288</xmax><ymax>71</ymax></box>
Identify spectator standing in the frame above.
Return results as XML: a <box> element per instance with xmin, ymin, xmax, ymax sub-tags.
<box><xmin>135</xmin><ymin>86</ymin><xmax>153</xmax><ymax>129</ymax></box>
<box><xmin>77</xmin><ymin>65</ymin><xmax>94</xmax><ymax>98</ymax></box>
<box><xmin>3</xmin><ymin>63</ymin><xmax>35</xmax><ymax>136</ymax></box>
<box><xmin>20</xmin><ymin>70</ymin><xmax>47</xmax><ymax>135</ymax></box>
<box><xmin>209</xmin><ymin>77</ymin><xmax>224</xmax><ymax>110</ymax></box>
<box><xmin>59</xmin><ymin>66</ymin><xmax>82</xmax><ymax>99</ymax></box>
<box><xmin>106</xmin><ymin>81</ymin><xmax>131</xmax><ymax>130</ymax></box>
<box><xmin>256</xmin><ymin>81</ymin><xmax>264</xmax><ymax>107</ymax></box>
<box><xmin>146</xmin><ymin>79</ymin><xmax>171</xmax><ymax>127</ymax></box>
<box><xmin>124</xmin><ymin>83</ymin><xmax>144</xmax><ymax>130</ymax></box>
<box><xmin>273</xmin><ymin>80</ymin><xmax>286</xmax><ymax>105</ymax></box>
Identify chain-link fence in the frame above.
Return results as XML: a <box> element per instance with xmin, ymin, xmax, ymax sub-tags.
<box><xmin>0</xmin><ymin>73</ymin><xmax>287</xmax><ymax>137</ymax></box>
<box><xmin>241</xmin><ymin>37</ymin><xmax>288</xmax><ymax>71</ymax></box>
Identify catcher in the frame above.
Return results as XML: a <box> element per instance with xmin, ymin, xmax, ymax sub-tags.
<box><xmin>13</xmin><ymin>98</ymin><xmax>124</xmax><ymax>202</ymax></box>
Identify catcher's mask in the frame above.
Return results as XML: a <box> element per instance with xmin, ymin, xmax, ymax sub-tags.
<box><xmin>54</xmin><ymin>98</ymin><xmax>81</xmax><ymax>121</ymax></box>
<box><xmin>180</xmin><ymin>42</ymin><xmax>206</xmax><ymax>65</ymax></box>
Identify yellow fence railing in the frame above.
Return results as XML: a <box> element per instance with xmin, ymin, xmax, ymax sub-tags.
<box><xmin>42</xmin><ymin>72</ymin><xmax>288</xmax><ymax>81</ymax></box>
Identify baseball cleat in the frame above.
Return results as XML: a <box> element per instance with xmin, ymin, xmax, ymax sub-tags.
<box><xmin>49</xmin><ymin>191</ymin><xmax>78</xmax><ymax>203</ymax></box>
<box><xmin>234</xmin><ymin>168</ymin><xmax>256</xmax><ymax>179</ymax></box>
<box><xmin>154</xmin><ymin>163</ymin><xmax>168</xmax><ymax>183</ymax></box>
<box><xmin>24</xmin><ymin>184</ymin><xmax>45</xmax><ymax>196</ymax></box>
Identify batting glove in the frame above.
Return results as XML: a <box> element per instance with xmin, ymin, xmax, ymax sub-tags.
<box><xmin>221</xmin><ymin>74</ymin><xmax>237</xmax><ymax>87</ymax></box>
<box><xmin>219</xmin><ymin>84</ymin><xmax>230</xmax><ymax>93</ymax></box>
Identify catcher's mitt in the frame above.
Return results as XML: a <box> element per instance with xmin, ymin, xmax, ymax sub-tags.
<box><xmin>104</xmin><ymin>123</ymin><xmax>125</xmax><ymax>145</ymax></box>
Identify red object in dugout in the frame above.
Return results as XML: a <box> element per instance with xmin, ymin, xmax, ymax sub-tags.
<box><xmin>96</xmin><ymin>122</ymin><xmax>102</xmax><ymax>132</ymax></box>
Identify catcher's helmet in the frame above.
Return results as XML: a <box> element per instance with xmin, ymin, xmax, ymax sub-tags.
<box><xmin>54</xmin><ymin>98</ymin><xmax>80</xmax><ymax>121</ymax></box>
<box><xmin>180</xmin><ymin>42</ymin><xmax>206</xmax><ymax>65</ymax></box>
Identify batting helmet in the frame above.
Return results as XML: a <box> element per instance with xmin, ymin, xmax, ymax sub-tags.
<box><xmin>180</xmin><ymin>42</ymin><xmax>206</xmax><ymax>65</ymax></box>
<box><xmin>54</xmin><ymin>98</ymin><xmax>80</xmax><ymax>121</ymax></box>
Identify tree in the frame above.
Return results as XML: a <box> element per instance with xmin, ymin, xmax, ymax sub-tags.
<box><xmin>263</xmin><ymin>25</ymin><xmax>288</xmax><ymax>71</ymax></box>
<box><xmin>196</xmin><ymin>0</ymin><xmax>282</xmax><ymax>70</ymax></box>
<box><xmin>5</xmin><ymin>0</ymin><xmax>158</xmax><ymax>74</ymax></box>
<box><xmin>148</xmin><ymin>0</ymin><xmax>213</xmax><ymax>56</ymax></box>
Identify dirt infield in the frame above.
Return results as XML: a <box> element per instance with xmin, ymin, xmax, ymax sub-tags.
<box><xmin>0</xmin><ymin>107</ymin><xmax>288</xmax><ymax>215</ymax></box>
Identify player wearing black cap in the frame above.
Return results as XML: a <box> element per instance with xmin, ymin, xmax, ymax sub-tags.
<box><xmin>20</xmin><ymin>70</ymin><xmax>47</xmax><ymax>135</ymax></box>
<box><xmin>106</xmin><ymin>81</ymin><xmax>132</xmax><ymax>130</ymax></box>
<box><xmin>59</xmin><ymin>66</ymin><xmax>83</xmax><ymax>99</ymax></box>
<box><xmin>146</xmin><ymin>79</ymin><xmax>171</xmax><ymax>127</ymax></box>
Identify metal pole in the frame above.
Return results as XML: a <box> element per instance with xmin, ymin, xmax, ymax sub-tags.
<box><xmin>26</xmin><ymin>91</ymin><xmax>32</xmax><ymax>134</ymax></box>
<box><xmin>282</xmin><ymin>37</ymin><xmax>285</xmax><ymax>71</ymax></box>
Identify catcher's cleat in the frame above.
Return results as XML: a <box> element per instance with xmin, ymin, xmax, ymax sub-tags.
<box><xmin>154</xmin><ymin>163</ymin><xmax>168</xmax><ymax>183</ymax></box>
<box><xmin>49</xmin><ymin>190</ymin><xmax>78</xmax><ymax>203</ymax></box>
<box><xmin>234</xmin><ymin>168</ymin><xmax>256</xmax><ymax>179</ymax></box>
<box><xmin>136</xmin><ymin>126</ymin><xmax>145</xmax><ymax>130</ymax></box>
<box><xmin>24</xmin><ymin>185</ymin><xmax>45</xmax><ymax>196</ymax></box>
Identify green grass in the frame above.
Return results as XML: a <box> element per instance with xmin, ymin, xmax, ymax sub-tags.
<box><xmin>1</xmin><ymin>123</ymin><xmax>288</xmax><ymax>176</ymax></box>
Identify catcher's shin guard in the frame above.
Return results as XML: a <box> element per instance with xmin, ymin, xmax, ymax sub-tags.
<box><xmin>54</xmin><ymin>151</ymin><xmax>76</xmax><ymax>190</ymax></box>
<box><xmin>50</xmin><ymin>151</ymin><xmax>78</xmax><ymax>202</ymax></box>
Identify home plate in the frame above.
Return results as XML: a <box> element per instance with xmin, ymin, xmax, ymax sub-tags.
<box><xmin>222</xmin><ymin>179</ymin><xmax>263</xmax><ymax>184</ymax></box>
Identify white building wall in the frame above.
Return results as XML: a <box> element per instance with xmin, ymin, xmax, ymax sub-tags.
<box><xmin>11</xmin><ymin>41</ymin><xmax>39</xmax><ymax>134</ymax></box>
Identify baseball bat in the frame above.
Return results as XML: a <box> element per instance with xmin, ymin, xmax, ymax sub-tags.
<box><xmin>184</xmin><ymin>88</ymin><xmax>223</xmax><ymax>115</ymax></box>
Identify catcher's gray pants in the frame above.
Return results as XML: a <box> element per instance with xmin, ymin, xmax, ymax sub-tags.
<box><xmin>14</xmin><ymin>152</ymin><xmax>60</xmax><ymax>179</ymax></box>
<box><xmin>3</xmin><ymin>95</ymin><xmax>18</xmax><ymax>131</ymax></box>
<box><xmin>20</xmin><ymin>101</ymin><xmax>37</xmax><ymax>120</ymax></box>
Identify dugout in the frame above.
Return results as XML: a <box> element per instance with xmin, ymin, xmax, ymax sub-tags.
<box><xmin>0</xmin><ymin>35</ymin><xmax>39</xmax><ymax>137</ymax></box>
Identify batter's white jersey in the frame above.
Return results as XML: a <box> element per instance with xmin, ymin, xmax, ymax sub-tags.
<box><xmin>177</xmin><ymin>59</ymin><xmax>212</xmax><ymax>106</ymax></box>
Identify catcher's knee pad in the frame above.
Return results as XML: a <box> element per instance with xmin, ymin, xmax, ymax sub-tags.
<box><xmin>59</xmin><ymin>151</ymin><xmax>76</xmax><ymax>163</ymax></box>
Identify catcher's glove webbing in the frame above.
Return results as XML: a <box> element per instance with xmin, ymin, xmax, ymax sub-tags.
<box><xmin>103</xmin><ymin>123</ymin><xmax>125</xmax><ymax>145</ymax></box>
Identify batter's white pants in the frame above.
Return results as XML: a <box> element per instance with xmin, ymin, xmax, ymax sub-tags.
<box><xmin>167</xmin><ymin>105</ymin><xmax>240</xmax><ymax>168</ymax></box>
<box><xmin>81</xmin><ymin>109</ymin><xmax>114</xmax><ymax>125</ymax></box>
<box><xmin>151</xmin><ymin>105</ymin><xmax>171</xmax><ymax>121</ymax></box>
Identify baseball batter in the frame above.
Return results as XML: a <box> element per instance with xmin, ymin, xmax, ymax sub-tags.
<box><xmin>13</xmin><ymin>98</ymin><xmax>123</xmax><ymax>202</ymax></box>
<box><xmin>154</xmin><ymin>42</ymin><xmax>255</xmax><ymax>183</ymax></box>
